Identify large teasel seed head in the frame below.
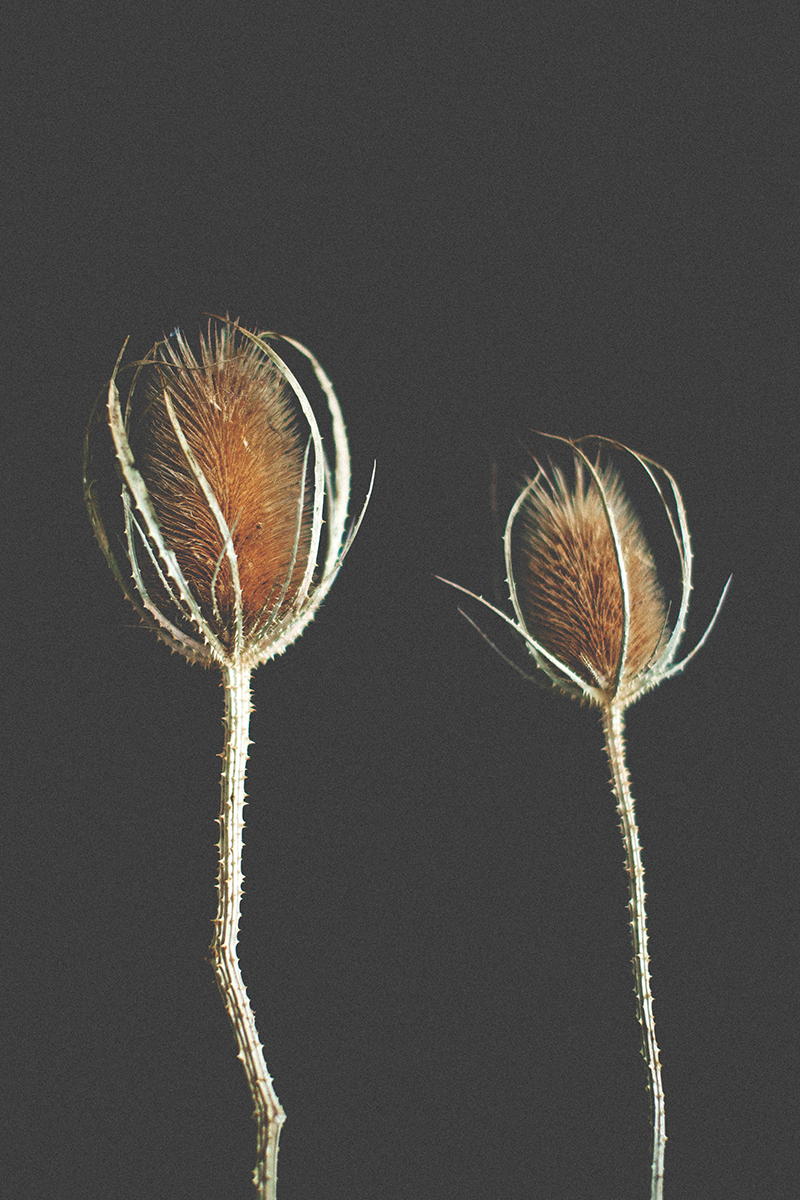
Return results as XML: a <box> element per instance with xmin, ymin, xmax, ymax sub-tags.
<box><xmin>84</xmin><ymin>316</ymin><xmax>369</xmax><ymax>669</ymax></box>
<box><xmin>440</xmin><ymin>434</ymin><xmax>730</xmax><ymax>710</ymax></box>
<box><xmin>134</xmin><ymin>324</ymin><xmax>311</xmax><ymax>652</ymax></box>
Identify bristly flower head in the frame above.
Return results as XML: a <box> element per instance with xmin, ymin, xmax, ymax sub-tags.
<box><xmin>441</xmin><ymin>434</ymin><xmax>729</xmax><ymax>710</ymax></box>
<box><xmin>84</xmin><ymin>316</ymin><xmax>370</xmax><ymax>669</ymax></box>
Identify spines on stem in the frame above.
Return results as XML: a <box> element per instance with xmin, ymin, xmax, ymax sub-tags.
<box><xmin>211</xmin><ymin>663</ymin><xmax>285</xmax><ymax>1199</ymax></box>
<box><xmin>602</xmin><ymin>703</ymin><xmax>666</xmax><ymax>1200</ymax></box>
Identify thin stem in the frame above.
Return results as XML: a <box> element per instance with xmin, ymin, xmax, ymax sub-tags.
<box><xmin>210</xmin><ymin>662</ymin><xmax>285</xmax><ymax>1199</ymax></box>
<box><xmin>601</xmin><ymin>703</ymin><xmax>665</xmax><ymax>1200</ymax></box>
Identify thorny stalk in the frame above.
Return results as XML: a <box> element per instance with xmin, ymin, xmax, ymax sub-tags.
<box><xmin>211</xmin><ymin>663</ymin><xmax>285</xmax><ymax>1200</ymax></box>
<box><xmin>602</xmin><ymin>703</ymin><xmax>665</xmax><ymax>1200</ymax></box>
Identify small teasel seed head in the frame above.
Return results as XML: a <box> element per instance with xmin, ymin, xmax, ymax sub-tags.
<box><xmin>437</xmin><ymin>433</ymin><xmax>729</xmax><ymax>711</ymax></box>
<box><xmin>516</xmin><ymin>453</ymin><xmax>669</xmax><ymax>702</ymax></box>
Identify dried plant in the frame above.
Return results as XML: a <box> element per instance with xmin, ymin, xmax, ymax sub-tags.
<box><xmin>440</xmin><ymin>433</ymin><xmax>729</xmax><ymax>1199</ymax></box>
<box><xmin>83</xmin><ymin>317</ymin><xmax>370</xmax><ymax>1199</ymax></box>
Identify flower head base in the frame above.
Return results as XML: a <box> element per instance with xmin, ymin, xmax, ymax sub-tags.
<box><xmin>442</xmin><ymin>434</ymin><xmax>729</xmax><ymax>710</ymax></box>
<box><xmin>84</xmin><ymin>317</ymin><xmax>370</xmax><ymax>668</ymax></box>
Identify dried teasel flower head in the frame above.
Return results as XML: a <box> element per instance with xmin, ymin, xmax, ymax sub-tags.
<box><xmin>84</xmin><ymin>317</ymin><xmax>370</xmax><ymax>668</ymax></box>
<box><xmin>442</xmin><ymin>434</ymin><xmax>730</xmax><ymax>711</ymax></box>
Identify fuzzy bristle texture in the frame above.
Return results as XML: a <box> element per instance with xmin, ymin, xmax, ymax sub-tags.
<box><xmin>518</xmin><ymin>457</ymin><xmax>669</xmax><ymax>699</ymax></box>
<box><xmin>134</xmin><ymin>322</ymin><xmax>311</xmax><ymax>651</ymax></box>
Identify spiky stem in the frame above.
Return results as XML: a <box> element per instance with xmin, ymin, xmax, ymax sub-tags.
<box><xmin>601</xmin><ymin>703</ymin><xmax>665</xmax><ymax>1200</ymax></box>
<box><xmin>210</xmin><ymin>662</ymin><xmax>285</xmax><ymax>1199</ymax></box>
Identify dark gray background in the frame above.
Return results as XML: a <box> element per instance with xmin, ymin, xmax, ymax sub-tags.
<box><xmin>4</xmin><ymin>2</ymin><xmax>797</xmax><ymax>1198</ymax></box>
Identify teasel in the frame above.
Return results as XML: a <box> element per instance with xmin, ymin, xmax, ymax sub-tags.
<box><xmin>440</xmin><ymin>434</ymin><xmax>730</xmax><ymax>1200</ymax></box>
<box><xmin>84</xmin><ymin>317</ymin><xmax>371</xmax><ymax>1200</ymax></box>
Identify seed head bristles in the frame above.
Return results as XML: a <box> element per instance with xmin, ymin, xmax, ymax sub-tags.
<box><xmin>439</xmin><ymin>433</ymin><xmax>731</xmax><ymax>710</ymax></box>
<box><xmin>514</xmin><ymin>451</ymin><xmax>670</xmax><ymax>703</ymax></box>
<box><xmin>84</xmin><ymin>316</ymin><xmax>372</xmax><ymax>670</ymax></box>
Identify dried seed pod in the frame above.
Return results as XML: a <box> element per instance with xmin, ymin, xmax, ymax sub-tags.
<box><xmin>514</xmin><ymin>453</ymin><xmax>670</xmax><ymax>703</ymax></box>
<box><xmin>84</xmin><ymin>317</ymin><xmax>367</xmax><ymax>668</ymax></box>
<box><xmin>132</xmin><ymin>324</ymin><xmax>312</xmax><ymax>653</ymax></box>
<box><xmin>503</xmin><ymin>436</ymin><xmax>729</xmax><ymax>708</ymax></box>
<box><xmin>442</xmin><ymin>434</ymin><xmax>729</xmax><ymax>710</ymax></box>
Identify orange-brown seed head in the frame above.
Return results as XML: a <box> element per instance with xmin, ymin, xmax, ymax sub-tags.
<box><xmin>134</xmin><ymin>322</ymin><xmax>311</xmax><ymax>653</ymax></box>
<box><xmin>438</xmin><ymin>434</ymin><xmax>729</xmax><ymax>709</ymax></box>
<box><xmin>517</xmin><ymin>457</ymin><xmax>669</xmax><ymax>702</ymax></box>
<box><xmin>85</xmin><ymin>317</ymin><xmax>365</xmax><ymax>669</ymax></box>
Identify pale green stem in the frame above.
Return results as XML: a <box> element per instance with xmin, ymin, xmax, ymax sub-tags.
<box><xmin>601</xmin><ymin>703</ymin><xmax>665</xmax><ymax>1200</ymax></box>
<box><xmin>210</xmin><ymin>662</ymin><xmax>285</xmax><ymax>1199</ymax></box>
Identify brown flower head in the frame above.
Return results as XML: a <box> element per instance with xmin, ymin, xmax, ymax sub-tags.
<box><xmin>84</xmin><ymin>317</ymin><xmax>368</xmax><ymax>668</ymax></box>
<box><xmin>515</xmin><ymin>452</ymin><xmax>670</xmax><ymax>702</ymax></box>
<box><xmin>442</xmin><ymin>434</ymin><xmax>729</xmax><ymax>710</ymax></box>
